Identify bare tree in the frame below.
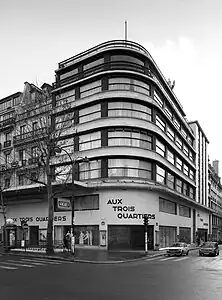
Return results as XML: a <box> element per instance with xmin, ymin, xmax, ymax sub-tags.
<box><xmin>14</xmin><ymin>82</ymin><xmax>75</xmax><ymax>254</ymax></box>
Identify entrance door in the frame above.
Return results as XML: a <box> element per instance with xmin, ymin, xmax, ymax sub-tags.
<box><xmin>29</xmin><ymin>226</ymin><xmax>39</xmax><ymax>246</ymax></box>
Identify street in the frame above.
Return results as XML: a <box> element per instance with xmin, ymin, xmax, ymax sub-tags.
<box><xmin>0</xmin><ymin>250</ymin><xmax>222</xmax><ymax>300</ymax></box>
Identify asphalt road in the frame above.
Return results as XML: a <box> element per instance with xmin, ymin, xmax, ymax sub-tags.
<box><xmin>0</xmin><ymin>249</ymin><xmax>222</xmax><ymax>300</ymax></box>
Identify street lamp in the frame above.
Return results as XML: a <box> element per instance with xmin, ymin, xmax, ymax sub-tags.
<box><xmin>54</xmin><ymin>146</ymin><xmax>89</xmax><ymax>255</ymax></box>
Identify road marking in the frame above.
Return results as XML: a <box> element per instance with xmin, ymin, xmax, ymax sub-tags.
<box><xmin>20</xmin><ymin>258</ymin><xmax>61</xmax><ymax>265</ymax></box>
<box><xmin>159</xmin><ymin>257</ymin><xmax>176</xmax><ymax>261</ymax></box>
<box><xmin>0</xmin><ymin>265</ymin><xmax>18</xmax><ymax>270</ymax></box>
<box><xmin>144</xmin><ymin>257</ymin><xmax>162</xmax><ymax>261</ymax></box>
<box><xmin>2</xmin><ymin>260</ymin><xmax>35</xmax><ymax>268</ymax></box>
<box><xmin>20</xmin><ymin>259</ymin><xmax>46</xmax><ymax>266</ymax></box>
<box><xmin>172</xmin><ymin>257</ymin><xmax>188</xmax><ymax>262</ymax></box>
<box><xmin>32</xmin><ymin>258</ymin><xmax>73</xmax><ymax>264</ymax></box>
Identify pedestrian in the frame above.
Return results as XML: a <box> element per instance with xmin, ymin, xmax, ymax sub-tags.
<box><xmin>63</xmin><ymin>232</ymin><xmax>70</xmax><ymax>252</ymax></box>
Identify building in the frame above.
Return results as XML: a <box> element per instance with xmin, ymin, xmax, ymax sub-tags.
<box><xmin>0</xmin><ymin>40</ymin><xmax>215</xmax><ymax>250</ymax></box>
<box><xmin>208</xmin><ymin>160</ymin><xmax>222</xmax><ymax>242</ymax></box>
<box><xmin>188</xmin><ymin>121</ymin><xmax>210</xmax><ymax>242</ymax></box>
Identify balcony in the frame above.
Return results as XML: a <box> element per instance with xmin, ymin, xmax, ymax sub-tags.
<box><xmin>4</xmin><ymin>140</ymin><xmax>12</xmax><ymax>148</ymax></box>
<box><xmin>0</xmin><ymin>117</ymin><xmax>16</xmax><ymax>129</ymax></box>
<box><xmin>13</xmin><ymin>127</ymin><xmax>48</xmax><ymax>145</ymax></box>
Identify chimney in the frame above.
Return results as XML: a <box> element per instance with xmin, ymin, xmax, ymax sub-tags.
<box><xmin>213</xmin><ymin>160</ymin><xmax>219</xmax><ymax>175</ymax></box>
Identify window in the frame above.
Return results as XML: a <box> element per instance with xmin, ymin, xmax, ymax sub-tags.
<box><xmin>79</xmin><ymin>160</ymin><xmax>101</xmax><ymax>180</ymax></box>
<box><xmin>4</xmin><ymin>178</ymin><xmax>10</xmax><ymax>188</ymax></box>
<box><xmin>57</xmin><ymin>138</ymin><xmax>74</xmax><ymax>154</ymax></box>
<box><xmin>108</xmin><ymin>101</ymin><xmax>152</xmax><ymax>121</ymax></box>
<box><xmin>74</xmin><ymin>194</ymin><xmax>99</xmax><ymax>211</ymax></box>
<box><xmin>165</xmin><ymin>105</ymin><xmax>173</xmax><ymax>119</ymax></box>
<box><xmin>167</xmin><ymin>126</ymin><xmax>175</xmax><ymax>141</ymax></box>
<box><xmin>176</xmin><ymin>178</ymin><xmax>182</xmax><ymax>193</ymax></box>
<box><xmin>108</xmin><ymin>78</ymin><xmax>150</xmax><ymax>96</ymax></box>
<box><xmin>175</xmin><ymin>136</ymin><xmax>182</xmax><ymax>149</ymax></box>
<box><xmin>83</xmin><ymin>58</ymin><xmax>104</xmax><ymax>70</ymax></box>
<box><xmin>79</xmin><ymin>131</ymin><xmax>101</xmax><ymax>151</ymax></box>
<box><xmin>156</xmin><ymin>139</ymin><xmax>165</xmax><ymax>157</ymax></box>
<box><xmin>181</xmin><ymin>128</ymin><xmax>187</xmax><ymax>139</ymax></box>
<box><xmin>80</xmin><ymin>80</ymin><xmax>102</xmax><ymax>98</ymax></box>
<box><xmin>183</xmin><ymin>164</ymin><xmax>189</xmax><ymax>176</ymax></box>
<box><xmin>189</xmin><ymin>151</ymin><xmax>194</xmax><ymax>162</ymax></box>
<box><xmin>56</xmin><ymin>89</ymin><xmax>75</xmax><ymax>107</ymax></box>
<box><xmin>156</xmin><ymin>115</ymin><xmax>166</xmax><ymax>131</ymax></box>
<box><xmin>159</xmin><ymin>198</ymin><xmax>177</xmax><ymax>215</ymax></box>
<box><xmin>188</xmin><ymin>136</ymin><xmax>193</xmax><ymax>146</ymax></box>
<box><xmin>19</xmin><ymin>149</ymin><xmax>24</xmax><ymax>161</ymax></box>
<box><xmin>167</xmin><ymin>173</ymin><xmax>174</xmax><ymax>189</ymax></box>
<box><xmin>18</xmin><ymin>174</ymin><xmax>24</xmax><ymax>186</ymax></box>
<box><xmin>156</xmin><ymin>166</ymin><xmax>165</xmax><ymax>184</ymax></box>
<box><xmin>183</xmin><ymin>144</ymin><xmax>189</xmax><ymax>156</ymax></box>
<box><xmin>167</xmin><ymin>149</ymin><xmax>174</xmax><ymax>164</ymax></box>
<box><xmin>190</xmin><ymin>169</ymin><xmax>194</xmax><ymax>180</ymax></box>
<box><xmin>5</xmin><ymin>153</ymin><xmax>10</xmax><ymax>164</ymax></box>
<box><xmin>108</xmin><ymin>159</ymin><xmax>152</xmax><ymax>179</ymax></box>
<box><xmin>183</xmin><ymin>182</ymin><xmax>188</xmax><ymax>196</ymax></box>
<box><xmin>79</xmin><ymin>104</ymin><xmax>101</xmax><ymax>124</ymax></box>
<box><xmin>20</xmin><ymin>125</ymin><xmax>25</xmax><ymax>136</ymax></box>
<box><xmin>60</xmin><ymin>69</ymin><xmax>78</xmax><ymax>80</ymax></box>
<box><xmin>32</xmin><ymin>122</ymin><xmax>38</xmax><ymax>132</ymax></box>
<box><xmin>176</xmin><ymin>157</ymin><xmax>182</xmax><ymax>171</ymax></box>
<box><xmin>111</xmin><ymin>55</ymin><xmax>144</xmax><ymax>66</ymax></box>
<box><xmin>174</xmin><ymin>118</ymin><xmax>180</xmax><ymax>130</ymax></box>
<box><xmin>154</xmin><ymin>90</ymin><xmax>164</xmax><ymax>107</ymax></box>
<box><xmin>108</xmin><ymin>129</ymin><xmax>152</xmax><ymax>149</ymax></box>
<box><xmin>179</xmin><ymin>205</ymin><xmax>191</xmax><ymax>218</ymax></box>
<box><xmin>31</xmin><ymin>147</ymin><xmax>38</xmax><ymax>158</ymax></box>
<box><xmin>5</xmin><ymin>132</ymin><xmax>11</xmax><ymax>141</ymax></box>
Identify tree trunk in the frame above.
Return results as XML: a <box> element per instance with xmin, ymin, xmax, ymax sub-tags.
<box><xmin>46</xmin><ymin>173</ymin><xmax>54</xmax><ymax>255</ymax></box>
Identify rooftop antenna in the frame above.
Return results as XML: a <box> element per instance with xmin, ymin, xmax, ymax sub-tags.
<box><xmin>124</xmin><ymin>20</ymin><xmax>128</xmax><ymax>40</ymax></box>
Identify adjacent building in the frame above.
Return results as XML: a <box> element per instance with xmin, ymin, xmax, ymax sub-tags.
<box><xmin>0</xmin><ymin>40</ymin><xmax>217</xmax><ymax>250</ymax></box>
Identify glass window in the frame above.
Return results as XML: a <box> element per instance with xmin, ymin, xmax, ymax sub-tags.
<box><xmin>165</xmin><ymin>105</ymin><xmax>173</xmax><ymax>119</ymax></box>
<box><xmin>181</xmin><ymin>128</ymin><xmax>187</xmax><ymax>139</ymax></box>
<box><xmin>18</xmin><ymin>174</ymin><xmax>24</xmax><ymax>186</ymax></box>
<box><xmin>60</xmin><ymin>69</ymin><xmax>78</xmax><ymax>80</ymax></box>
<box><xmin>183</xmin><ymin>144</ymin><xmax>189</xmax><ymax>156</ymax></box>
<box><xmin>108</xmin><ymin>101</ymin><xmax>152</xmax><ymax>121</ymax></box>
<box><xmin>80</xmin><ymin>80</ymin><xmax>102</xmax><ymax>98</ymax></box>
<box><xmin>154</xmin><ymin>90</ymin><xmax>164</xmax><ymax>107</ymax></box>
<box><xmin>167</xmin><ymin>126</ymin><xmax>175</xmax><ymax>141</ymax></box>
<box><xmin>183</xmin><ymin>182</ymin><xmax>188</xmax><ymax>196</ymax></box>
<box><xmin>108</xmin><ymin>129</ymin><xmax>152</xmax><ymax>149</ymax></box>
<box><xmin>83</xmin><ymin>58</ymin><xmax>104</xmax><ymax>70</ymax></box>
<box><xmin>108</xmin><ymin>159</ymin><xmax>152</xmax><ymax>180</ymax></box>
<box><xmin>176</xmin><ymin>178</ymin><xmax>182</xmax><ymax>193</ymax></box>
<box><xmin>159</xmin><ymin>198</ymin><xmax>177</xmax><ymax>215</ymax></box>
<box><xmin>79</xmin><ymin>160</ymin><xmax>101</xmax><ymax>180</ymax></box>
<box><xmin>179</xmin><ymin>205</ymin><xmax>191</xmax><ymax>218</ymax></box>
<box><xmin>79</xmin><ymin>104</ymin><xmax>101</xmax><ymax>123</ymax></box>
<box><xmin>176</xmin><ymin>157</ymin><xmax>182</xmax><ymax>171</ymax></box>
<box><xmin>74</xmin><ymin>194</ymin><xmax>99</xmax><ymax>211</ymax></box>
<box><xmin>79</xmin><ymin>131</ymin><xmax>101</xmax><ymax>151</ymax></box>
<box><xmin>188</xmin><ymin>136</ymin><xmax>193</xmax><ymax>146</ymax></box>
<box><xmin>111</xmin><ymin>55</ymin><xmax>144</xmax><ymax>66</ymax></box>
<box><xmin>167</xmin><ymin>173</ymin><xmax>174</xmax><ymax>189</ymax></box>
<box><xmin>167</xmin><ymin>149</ymin><xmax>174</xmax><ymax>164</ymax></box>
<box><xmin>156</xmin><ymin>115</ymin><xmax>166</xmax><ymax>131</ymax></box>
<box><xmin>156</xmin><ymin>166</ymin><xmax>165</xmax><ymax>184</ymax></box>
<box><xmin>189</xmin><ymin>151</ymin><xmax>194</xmax><ymax>162</ymax></box>
<box><xmin>174</xmin><ymin>118</ymin><xmax>180</xmax><ymax>130</ymax></box>
<box><xmin>175</xmin><ymin>136</ymin><xmax>182</xmax><ymax>149</ymax></box>
<box><xmin>183</xmin><ymin>164</ymin><xmax>189</xmax><ymax>176</ymax></box>
<box><xmin>190</xmin><ymin>169</ymin><xmax>194</xmax><ymax>180</ymax></box>
<box><xmin>56</xmin><ymin>89</ymin><xmax>75</xmax><ymax>107</ymax></box>
<box><xmin>156</xmin><ymin>139</ymin><xmax>165</xmax><ymax>157</ymax></box>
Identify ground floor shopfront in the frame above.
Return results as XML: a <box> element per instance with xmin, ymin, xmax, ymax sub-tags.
<box><xmin>0</xmin><ymin>187</ymin><xmax>212</xmax><ymax>250</ymax></box>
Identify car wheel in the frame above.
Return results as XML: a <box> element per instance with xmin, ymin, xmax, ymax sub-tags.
<box><xmin>186</xmin><ymin>251</ymin><xmax>189</xmax><ymax>256</ymax></box>
<box><xmin>181</xmin><ymin>251</ymin><xmax>184</xmax><ymax>256</ymax></box>
<box><xmin>199</xmin><ymin>253</ymin><xmax>202</xmax><ymax>256</ymax></box>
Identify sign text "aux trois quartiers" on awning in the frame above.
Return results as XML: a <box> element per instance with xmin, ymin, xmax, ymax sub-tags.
<box><xmin>57</xmin><ymin>198</ymin><xmax>71</xmax><ymax>211</ymax></box>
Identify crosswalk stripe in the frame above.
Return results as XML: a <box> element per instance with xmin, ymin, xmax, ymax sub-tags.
<box><xmin>0</xmin><ymin>265</ymin><xmax>18</xmax><ymax>270</ymax></box>
<box><xmin>145</xmin><ymin>257</ymin><xmax>162</xmax><ymax>261</ymax></box>
<box><xmin>172</xmin><ymin>257</ymin><xmax>188</xmax><ymax>262</ymax></box>
<box><xmin>1</xmin><ymin>261</ymin><xmax>35</xmax><ymax>268</ymax></box>
<box><xmin>159</xmin><ymin>257</ymin><xmax>176</xmax><ymax>261</ymax></box>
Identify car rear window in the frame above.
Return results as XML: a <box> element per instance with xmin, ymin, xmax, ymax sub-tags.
<box><xmin>202</xmin><ymin>242</ymin><xmax>216</xmax><ymax>248</ymax></box>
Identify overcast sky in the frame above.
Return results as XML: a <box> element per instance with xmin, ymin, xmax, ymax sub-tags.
<box><xmin>1</xmin><ymin>0</ymin><xmax>222</xmax><ymax>173</ymax></box>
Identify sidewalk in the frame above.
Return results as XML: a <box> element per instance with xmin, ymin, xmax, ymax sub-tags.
<box><xmin>0</xmin><ymin>245</ymin><xmax>200</xmax><ymax>264</ymax></box>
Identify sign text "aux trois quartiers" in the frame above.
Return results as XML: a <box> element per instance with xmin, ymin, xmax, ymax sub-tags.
<box><xmin>107</xmin><ymin>199</ymin><xmax>155</xmax><ymax>220</ymax></box>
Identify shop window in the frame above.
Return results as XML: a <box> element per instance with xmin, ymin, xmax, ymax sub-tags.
<box><xmin>74</xmin><ymin>225</ymin><xmax>99</xmax><ymax>246</ymax></box>
<box><xmin>179</xmin><ymin>205</ymin><xmax>191</xmax><ymax>218</ymax></box>
<box><xmin>159</xmin><ymin>226</ymin><xmax>177</xmax><ymax>248</ymax></box>
<box><xmin>159</xmin><ymin>198</ymin><xmax>177</xmax><ymax>215</ymax></box>
<box><xmin>179</xmin><ymin>227</ymin><xmax>191</xmax><ymax>243</ymax></box>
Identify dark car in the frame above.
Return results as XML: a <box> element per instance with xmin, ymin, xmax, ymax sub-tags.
<box><xmin>199</xmin><ymin>242</ymin><xmax>219</xmax><ymax>257</ymax></box>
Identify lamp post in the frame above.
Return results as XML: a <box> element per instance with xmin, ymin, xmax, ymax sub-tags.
<box><xmin>54</xmin><ymin>147</ymin><xmax>89</xmax><ymax>255</ymax></box>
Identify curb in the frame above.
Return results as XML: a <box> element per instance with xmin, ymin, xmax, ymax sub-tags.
<box><xmin>0</xmin><ymin>247</ymin><xmax>199</xmax><ymax>264</ymax></box>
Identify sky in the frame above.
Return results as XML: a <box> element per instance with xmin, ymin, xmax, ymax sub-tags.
<box><xmin>1</xmin><ymin>0</ymin><xmax>222</xmax><ymax>174</ymax></box>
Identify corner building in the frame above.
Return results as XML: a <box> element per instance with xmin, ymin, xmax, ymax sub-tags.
<box><xmin>49</xmin><ymin>40</ymin><xmax>215</xmax><ymax>250</ymax></box>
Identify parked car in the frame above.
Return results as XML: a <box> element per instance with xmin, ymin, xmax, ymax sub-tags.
<box><xmin>199</xmin><ymin>242</ymin><xmax>219</xmax><ymax>256</ymax></box>
<box><xmin>167</xmin><ymin>242</ymin><xmax>189</xmax><ymax>256</ymax></box>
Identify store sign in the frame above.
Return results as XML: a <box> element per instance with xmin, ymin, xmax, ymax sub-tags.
<box><xmin>107</xmin><ymin>198</ymin><xmax>155</xmax><ymax>220</ymax></box>
<box><xmin>57</xmin><ymin>198</ymin><xmax>71</xmax><ymax>211</ymax></box>
<box><xmin>11</xmin><ymin>216</ymin><xmax>67</xmax><ymax>223</ymax></box>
